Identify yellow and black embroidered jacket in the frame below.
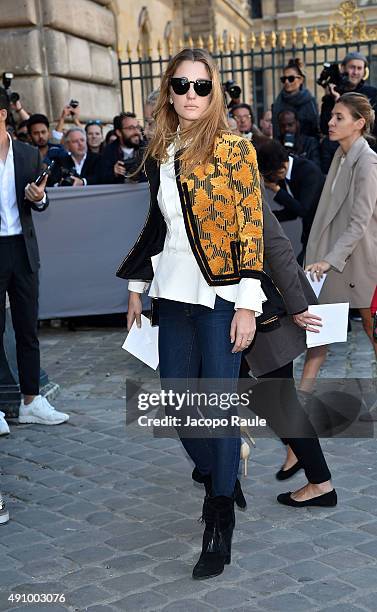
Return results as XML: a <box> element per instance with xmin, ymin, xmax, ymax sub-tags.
<box><xmin>116</xmin><ymin>132</ymin><xmax>264</xmax><ymax>285</ymax></box>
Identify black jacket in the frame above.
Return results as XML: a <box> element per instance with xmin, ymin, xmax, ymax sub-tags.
<box><xmin>12</xmin><ymin>141</ymin><xmax>49</xmax><ymax>271</ymax></box>
<box><xmin>290</xmin><ymin>134</ymin><xmax>321</xmax><ymax>168</ymax></box>
<box><xmin>47</xmin><ymin>151</ymin><xmax>101</xmax><ymax>186</ymax></box>
<box><xmin>99</xmin><ymin>140</ymin><xmax>146</xmax><ymax>184</ymax></box>
<box><xmin>273</xmin><ymin>156</ymin><xmax>325</xmax><ymax>249</ymax></box>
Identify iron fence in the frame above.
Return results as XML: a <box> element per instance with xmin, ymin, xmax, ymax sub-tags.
<box><xmin>119</xmin><ymin>1</ymin><xmax>377</xmax><ymax>122</ymax></box>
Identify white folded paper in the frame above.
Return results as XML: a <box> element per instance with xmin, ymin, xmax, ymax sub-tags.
<box><xmin>122</xmin><ymin>314</ymin><xmax>159</xmax><ymax>369</ymax></box>
<box><xmin>305</xmin><ymin>271</ymin><xmax>327</xmax><ymax>299</ymax></box>
<box><xmin>306</xmin><ymin>303</ymin><xmax>349</xmax><ymax>348</ymax></box>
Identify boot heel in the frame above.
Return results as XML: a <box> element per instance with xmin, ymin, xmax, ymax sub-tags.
<box><xmin>224</xmin><ymin>553</ymin><xmax>231</xmax><ymax>565</ymax></box>
<box><xmin>240</xmin><ymin>439</ymin><xmax>250</xmax><ymax>476</ymax></box>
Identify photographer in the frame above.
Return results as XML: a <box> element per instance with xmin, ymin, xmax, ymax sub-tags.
<box><xmin>231</xmin><ymin>103</ymin><xmax>264</xmax><ymax>146</ymax></box>
<box><xmin>2</xmin><ymin>72</ymin><xmax>30</xmax><ymax>128</ymax></box>
<box><xmin>100</xmin><ymin>112</ymin><xmax>146</xmax><ymax>184</ymax></box>
<box><xmin>223</xmin><ymin>80</ymin><xmax>241</xmax><ymax>109</ymax></box>
<box><xmin>278</xmin><ymin>110</ymin><xmax>321</xmax><ymax>167</ymax></box>
<box><xmin>257</xmin><ymin>139</ymin><xmax>324</xmax><ymax>264</ymax></box>
<box><xmin>47</xmin><ymin>127</ymin><xmax>100</xmax><ymax>186</ymax></box>
<box><xmin>319</xmin><ymin>52</ymin><xmax>377</xmax><ymax>173</ymax></box>
<box><xmin>320</xmin><ymin>52</ymin><xmax>377</xmax><ymax>135</ymax></box>
<box><xmin>53</xmin><ymin>101</ymin><xmax>82</xmax><ymax>143</ymax></box>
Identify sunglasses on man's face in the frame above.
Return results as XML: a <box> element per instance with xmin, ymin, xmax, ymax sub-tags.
<box><xmin>170</xmin><ymin>77</ymin><xmax>213</xmax><ymax>97</ymax></box>
<box><xmin>280</xmin><ymin>75</ymin><xmax>301</xmax><ymax>84</ymax></box>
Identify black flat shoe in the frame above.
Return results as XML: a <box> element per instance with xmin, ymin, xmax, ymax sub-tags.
<box><xmin>275</xmin><ymin>461</ymin><xmax>302</xmax><ymax>481</ymax></box>
<box><xmin>277</xmin><ymin>489</ymin><xmax>337</xmax><ymax>508</ymax></box>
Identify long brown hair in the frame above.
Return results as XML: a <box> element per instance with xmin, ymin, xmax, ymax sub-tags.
<box><xmin>147</xmin><ymin>48</ymin><xmax>229</xmax><ymax>174</ymax></box>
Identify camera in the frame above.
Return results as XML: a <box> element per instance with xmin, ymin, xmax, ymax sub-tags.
<box><xmin>59</xmin><ymin>167</ymin><xmax>80</xmax><ymax>187</ymax></box>
<box><xmin>2</xmin><ymin>72</ymin><xmax>20</xmax><ymax>104</ymax></box>
<box><xmin>223</xmin><ymin>80</ymin><xmax>242</xmax><ymax>100</ymax></box>
<box><xmin>47</xmin><ymin>147</ymin><xmax>80</xmax><ymax>186</ymax></box>
<box><xmin>122</xmin><ymin>153</ymin><xmax>142</xmax><ymax>182</ymax></box>
<box><xmin>223</xmin><ymin>80</ymin><xmax>242</xmax><ymax>109</ymax></box>
<box><xmin>317</xmin><ymin>63</ymin><xmax>350</xmax><ymax>93</ymax></box>
<box><xmin>69</xmin><ymin>99</ymin><xmax>79</xmax><ymax>109</ymax></box>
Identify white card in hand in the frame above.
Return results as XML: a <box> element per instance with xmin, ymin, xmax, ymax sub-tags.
<box><xmin>306</xmin><ymin>303</ymin><xmax>349</xmax><ymax>348</ymax></box>
<box><xmin>305</xmin><ymin>271</ymin><xmax>327</xmax><ymax>299</ymax></box>
<box><xmin>122</xmin><ymin>314</ymin><xmax>159</xmax><ymax>370</ymax></box>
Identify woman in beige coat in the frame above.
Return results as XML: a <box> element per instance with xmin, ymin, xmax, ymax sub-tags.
<box><xmin>302</xmin><ymin>92</ymin><xmax>377</xmax><ymax>384</ymax></box>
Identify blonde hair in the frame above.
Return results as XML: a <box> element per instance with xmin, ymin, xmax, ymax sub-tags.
<box><xmin>338</xmin><ymin>92</ymin><xmax>375</xmax><ymax>136</ymax></box>
<box><xmin>147</xmin><ymin>48</ymin><xmax>228</xmax><ymax>174</ymax></box>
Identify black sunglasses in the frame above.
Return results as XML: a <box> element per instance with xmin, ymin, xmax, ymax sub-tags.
<box><xmin>170</xmin><ymin>77</ymin><xmax>212</xmax><ymax>97</ymax></box>
<box><xmin>280</xmin><ymin>75</ymin><xmax>301</xmax><ymax>84</ymax></box>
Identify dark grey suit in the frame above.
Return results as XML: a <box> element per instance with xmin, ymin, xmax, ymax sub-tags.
<box><xmin>245</xmin><ymin>198</ymin><xmax>317</xmax><ymax>377</ymax></box>
<box><xmin>0</xmin><ymin>140</ymin><xmax>48</xmax><ymax>395</ymax></box>
<box><xmin>13</xmin><ymin>140</ymin><xmax>48</xmax><ymax>271</ymax></box>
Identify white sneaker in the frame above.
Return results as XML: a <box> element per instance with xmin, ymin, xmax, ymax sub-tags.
<box><xmin>0</xmin><ymin>412</ymin><xmax>10</xmax><ymax>436</ymax></box>
<box><xmin>18</xmin><ymin>396</ymin><xmax>69</xmax><ymax>425</ymax></box>
<box><xmin>0</xmin><ymin>493</ymin><xmax>9</xmax><ymax>524</ymax></box>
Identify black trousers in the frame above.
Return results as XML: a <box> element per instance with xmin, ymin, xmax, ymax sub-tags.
<box><xmin>0</xmin><ymin>236</ymin><xmax>40</xmax><ymax>396</ymax></box>
<box><xmin>240</xmin><ymin>358</ymin><xmax>331</xmax><ymax>484</ymax></box>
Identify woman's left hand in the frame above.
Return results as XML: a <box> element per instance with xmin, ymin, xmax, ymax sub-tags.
<box><xmin>305</xmin><ymin>260</ymin><xmax>331</xmax><ymax>281</ymax></box>
<box><xmin>230</xmin><ymin>309</ymin><xmax>256</xmax><ymax>353</ymax></box>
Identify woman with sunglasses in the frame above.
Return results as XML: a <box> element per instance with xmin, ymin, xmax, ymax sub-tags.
<box><xmin>272</xmin><ymin>58</ymin><xmax>319</xmax><ymax>141</ymax></box>
<box><xmin>85</xmin><ymin>121</ymin><xmax>104</xmax><ymax>154</ymax></box>
<box><xmin>117</xmin><ymin>48</ymin><xmax>264</xmax><ymax>580</ymax></box>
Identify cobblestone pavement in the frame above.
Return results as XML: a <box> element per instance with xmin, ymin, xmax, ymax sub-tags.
<box><xmin>0</xmin><ymin>321</ymin><xmax>377</xmax><ymax>612</ymax></box>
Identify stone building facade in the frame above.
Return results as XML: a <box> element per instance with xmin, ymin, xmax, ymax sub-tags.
<box><xmin>0</xmin><ymin>0</ymin><xmax>119</xmax><ymax>123</ymax></box>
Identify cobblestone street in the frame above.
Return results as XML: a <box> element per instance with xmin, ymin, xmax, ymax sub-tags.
<box><xmin>0</xmin><ymin>321</ymin><xmax>376</xmax><ymax>611</ymax></box>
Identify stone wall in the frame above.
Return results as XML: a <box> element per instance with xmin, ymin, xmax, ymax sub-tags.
<box><xmin>0</xmin><ymin>0</ymin><xmax>120</xmax><ymax>124</ymax></box>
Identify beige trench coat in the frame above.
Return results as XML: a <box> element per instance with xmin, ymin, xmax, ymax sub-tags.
<box><xmin>306</xmin><ymin>137</ymin><xmax>377</xmax><ymax>308</ymax></box>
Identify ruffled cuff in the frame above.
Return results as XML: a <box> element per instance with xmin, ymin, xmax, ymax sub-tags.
<box><xmin>234</xmin><ymin>278</ymin><xmax>266</xmax><ymax>316</ymax></box>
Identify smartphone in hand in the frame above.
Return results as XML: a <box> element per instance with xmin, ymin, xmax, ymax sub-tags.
<box><xmin>35</xmin><ymin>160</ymin><xmax>56</xmax><ymax>186</ymax></box>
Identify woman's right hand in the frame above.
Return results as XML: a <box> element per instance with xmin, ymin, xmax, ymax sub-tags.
<box><xmin>127</xmin><ymin>291</ymin><xmax>142</xmax><ymax>331</ymax></box>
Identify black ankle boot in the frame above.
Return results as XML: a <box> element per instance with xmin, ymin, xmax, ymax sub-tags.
<box><xmin>192</xmin><ymin>468</ymin><xmax>246</xmax><ymax>509</ymax></box>
<box><xmin>193</xmin><ymin>495</ymin><xmax>235</xmax><ymax>580</ymax></box>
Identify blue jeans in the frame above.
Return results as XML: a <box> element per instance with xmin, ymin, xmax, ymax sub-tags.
<box><xmin>158</xmin><ymin>296</ymin><xmax>242</xmax><ymax>497</ymax></box>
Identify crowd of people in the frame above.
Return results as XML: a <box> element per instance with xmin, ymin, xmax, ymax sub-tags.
<box><xmin>6</xmin><ymin>102</ymin><xmax>147</xmax><ymax>187</ymax></box>
<box><xmin>1</xmin><ymin>48</ymin><xmax>376</xmax><ymax>587</ymax></box>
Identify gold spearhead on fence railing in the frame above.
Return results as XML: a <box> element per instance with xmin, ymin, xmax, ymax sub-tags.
<box><xmin>248</xmin><ymin>32</ymin><xmax>256</xmax><ymax>50</ymax></box>
<box><xmin>279</xmin><ymin>30</ymin><xmax>287</xmax><ymax>48</ymax></box>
